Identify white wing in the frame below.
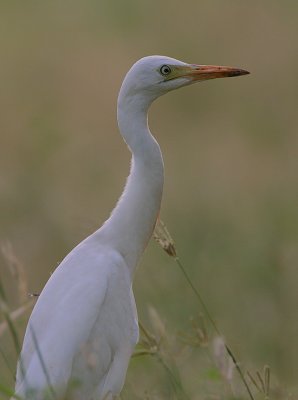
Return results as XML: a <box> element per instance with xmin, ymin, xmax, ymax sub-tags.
<box><xmin>15</xmin><ymin>235</ymin><xmax>135</xmax><ymax>399</ymax></box>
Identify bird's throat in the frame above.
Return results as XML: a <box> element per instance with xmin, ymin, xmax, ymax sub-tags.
<box><xmin>101</xmin><ymin>95</ymin><xmax>164</xmax><ymax>275</ymax></box>
<box><xmin>103</xmin><ymin>141</ymin><xmax>164</xmax><ymax>275</ymax></box>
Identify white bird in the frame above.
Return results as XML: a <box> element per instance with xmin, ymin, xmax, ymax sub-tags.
<box><xmin>14</xmin><ymin>55</ymin><xmax>248</xmax><ymax>400</ymax></box>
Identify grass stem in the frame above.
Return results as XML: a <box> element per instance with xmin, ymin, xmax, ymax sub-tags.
<box><xmin>154</xmin><ymin>220</ymin><xmax>255</xmax><ymax>400</ymax></box>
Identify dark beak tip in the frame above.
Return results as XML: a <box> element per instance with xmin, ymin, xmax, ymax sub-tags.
<box><xmin>227</xmin><ymin>69</ymin><xmax>250</xmax><ymax>78</ymax></box>
<box><xmin>237</xmin><ymin>69</ymin><xmax>250</xmax><ymax>76</ymax></box>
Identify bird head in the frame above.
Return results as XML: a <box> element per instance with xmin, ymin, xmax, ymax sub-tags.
<box><xmin>119</xmin><ymin>55</ymin><xmax>249</xmax><ymax>103</ymax></box>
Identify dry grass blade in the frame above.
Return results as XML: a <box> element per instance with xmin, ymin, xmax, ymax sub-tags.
<box><xmin>0</xmin><ymin>280</ymin><xmax>21</xmax><ymax>355</ymax></box>
<box><xmin>137</xmin><ymin>320</ymin><xmax>190</xmax><ymax>400</ymax></box>
<box><xmin>148</xmin><ymin>306</ymin><xmax>166</xmax><ymax>340</ymax></box>
<box><xmin>256</xmin><ymin>371</ymin><xmax>266</xmax><ymax>393</ymax></box>
<box><xmin>247</xmin><ymin>371</ymin><xmax>262</xmax><ymax>393</ymax></box>
<box><xmin>154</xmin><ymin>219</ymin><xmax>255</xmax><ymax>400</ymax></box>
<box><xmin>1</xmin><ymin>241</ymin><xmax>28</xmax><ymax>304</ymax></box>
<box><xmin>247</xmin><ymin>366</ymin><xmax>271</xmax><ymax>399</ymax></box>
<box><xmin>264</xmin><ymin>365</ymin><xmax>270</xmax><ymax>398</ymax></box>
<box><xmin>179</xmin><ymin>314</ymin><xmax>209</xmax><ymax>347</ymax></box>
<box><xmin>0</xmin><ymin>345</ymin><xmax>15</xmax><ymax>379</ymax></box>
<box><xmin>139</xmin><ymin>321</ymin><xmax>158</xmax><ymax>347</ymax></box>
<box><xmin>134</xmin><ymin>321</ymin><xmax>159</xmax><ymax>357</ymax></box>
<box><xmin>153</xmin><ymin>219</ymin><xmax>177</xmax><ymax>259</ymax></box>
<box><xmin>0</xmin><ymin>301</ymin><xmax>34</xmax><ymax>338</ymax></box>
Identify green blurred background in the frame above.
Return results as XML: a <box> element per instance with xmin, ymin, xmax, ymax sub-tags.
<box><xmin>0</xmin><ymin>0</ymin><xmax>297</xmax><ymax>397</ymax></box>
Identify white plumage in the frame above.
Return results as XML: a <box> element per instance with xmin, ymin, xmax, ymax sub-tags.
<box><xmin>14</xmin><ymin>56</ymin><xmax>248</xmax><ymax>399</ymax></box>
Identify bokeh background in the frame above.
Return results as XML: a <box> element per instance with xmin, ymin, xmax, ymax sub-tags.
<box><xmin>0</xmin><ymin>0</ymin><xmax>297</xmax><ymax>398</ymax></box>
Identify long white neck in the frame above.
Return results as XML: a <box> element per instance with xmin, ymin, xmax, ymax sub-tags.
<box><xmin>99</xmin><ymin>89</ymin><xmax>164</xmax><ymax>276</ymax></box>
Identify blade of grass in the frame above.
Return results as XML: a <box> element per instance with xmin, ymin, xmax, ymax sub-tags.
<box><xmin>0</xmin><ymin>279</ymin><xmax>21</xmax><ymax>357</ymax></box>
<box><xmin>154</xmin><ymin>219</ymin><xmax>255</xmax><ymax>400</ymax></box>
<box><xmin>138</xmin><ymin>320</ymin><xmax>190</xmax><ymax>400</ymax></box>
<box><xmin>0</xmin><ymin>276</ymin><xmax>29</xmax><ymax>388</ymax></box>
<box><xmin>176</xmin><ymin>257</ymin><xmax>254</xmax><ymax>400</ymax></box>
<box><xmin>264</xmin><ymin>365</ymin><xmax>270</xmax><ymax>398</ymax></box>
<box><xmin>0</xmin><ymin>382</ymin><xmax>22</xmax><ymax>399</ymax></box>
<box><xmin>0</xmin><ymin>302</ymin><xmax>33</xmax><ymax>339</ymax></box>
<box><xmin>156</xmin><ymin>354</ymin><xmax>190</xmax><ymax>400</ymax></box>
<box><xmin>0</xmin><ymin>345</ymin><xmax>14</xmax><ymax>378</ymax></box>
<box><xmin>1</xmin><ymin>241</ymin><xmax>28</xmax><ymax>304</ymax></box>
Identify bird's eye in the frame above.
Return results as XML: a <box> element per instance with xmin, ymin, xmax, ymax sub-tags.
<box><xmin>160</xmin><ymin>65</ymin><xmax>172</xmax><ymax>76</ymax></box>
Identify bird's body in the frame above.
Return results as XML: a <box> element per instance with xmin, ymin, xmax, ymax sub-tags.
<box><xmin>14</xmin><ymin>56</ymin><xmax>248</xmax><ymax>399</ymax></box>
<box><xmin>16</xmin><ymin>244</ymin><xmax>138</xmax><ymax>399</ymax></box>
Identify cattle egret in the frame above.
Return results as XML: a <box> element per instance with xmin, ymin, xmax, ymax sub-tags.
<box><xmin>14</xmin><ymin>56</ymin><xmax>249</xmax><ymax>400</ymax></box>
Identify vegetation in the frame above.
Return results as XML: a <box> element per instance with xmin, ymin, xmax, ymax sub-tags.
<box><xmin>0</xmin><ymin>221</ymin><xmax>294</xmax><ymax>398</ymax></box>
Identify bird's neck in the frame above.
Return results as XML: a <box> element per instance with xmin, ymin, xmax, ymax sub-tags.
<box><xmin>100</xmin><ymin>93</ymin><xmax>164</xmax><ymax>276</ymax></box>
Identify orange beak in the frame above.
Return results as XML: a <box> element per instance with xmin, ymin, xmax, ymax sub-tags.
<box><xmin>184</xmin><ymin>64</ymin><xmax>250</xmax><ymax>81</ymax></box>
